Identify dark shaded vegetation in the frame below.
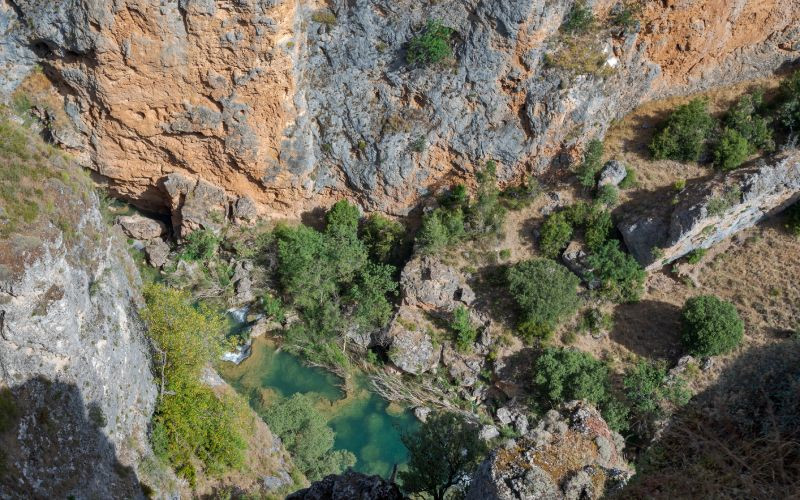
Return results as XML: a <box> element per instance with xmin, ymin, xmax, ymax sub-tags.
<box><xmin>406</xmin><ymin>20</ymin><xmax>454</xmax><ymax>66</ymax></box>
<box><xmin>680</xmin><ymin>295</ymin><xmax>743</xmax><ymax>356</ymax></box>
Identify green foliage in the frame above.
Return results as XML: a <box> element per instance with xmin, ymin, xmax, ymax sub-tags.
<box><xmin>777</xmin><ymin>69</ymin><xmax>800</xmax><ymax>131</ymax></box>
<box><xmin>406</xmin><ymin>20</ymin><xmax>454</xmax><ymax>66</ymax></box>
<box><xmin>712</xmin><ymin>127</ymin><xmax>750</xmax><ymax>171</ymax></box>
<box><xmin>618</xmin><ymin>167</ymin><xmax>637</xmax><ymax>189</ymax></box>
<box><xmin>501</xmin><ymin>174</ymin><xmax>542</xmax><ymax>209</ymax></box>
<box><xmin>439</xmin><ymin>184</ymin><xmax>468</xmax><ymax>209</ymax></box>
<box><xmin>576</xmin><ymin>139</ymin><xmax>604</xmax><ymax>188</ymax></box>
<box><xmin>706</xmin><ymin>185</ymin><xmax>741</xmax><ymax>217</ymax></box>
<box><xmin>539</xmin><ymin>211</ymin><xmax>573</xmax><ymax>258</ymax></box>
<box><xmin>179</xmin><ymin>229</ymin><xmax>220</xmax><ymax>261</ymax></box>
<box><xmin>587</xmin><ymin>240</ymin><xmax>646</xmax><ymax>303</ymax></box>
<box><xmin>623</xmin><ymin>360</ymin><xmax>690</xmax><ymax>436</ymax></box>
<box><xmin>609</xmin><ymin>1</ymin><xmax>641</xmax><ymax>28</ymax></box>
<box><xmin>686</xmin><ymin>248</ymin><xmax>707</xmax><ymax>265</ymax></box>
<box><xmin>532</xmin><ymin>348</ymin><xmax>609</xmax><ymax>409</ymax></box>
<box><xmin>416</xmin><ymin>207</ymin><xmax>465</xmax><ymax>254</ymax></box>
<box><xmin>584</xmin><ymin>207</ymin><xmax>613</xmax><ymax>252</ymax></box>
<box><xmin>681</xmin><ymin>295</ymin><xmax>744</xmax><ymax>356</ymax></box>
<box><xmin>399</xmin><ymin>412</ymin><xmax>488</xmax><ymax>500</ymax></box>
<box><xmin>785</xmin><ymin>201</ymin><xmax>800</xmax><ymax>238</ymax></box>
<box><xmin>141</xmin><ymin>285</ymin><xmax>247</xmax><ymax>483</ymax></box>
<box><xmin>311</xmin><ymin>9</ymin><xmax>337</xmax><ymax>26</ymax></box>
<box><xmin>508</xmin><ymin>259</ymin><xmax>580</xmax><ymax>334</ymax></box>
<box><xmin>0</xmin><ymin>387</ymin><xmax>19</xmax><ymax>433</ymax></box>
<box><xmin>468</xmin><ymin>161</ymin><xmax>507</xmax><ymax>235</ymax></box>
<box><xmin>451</xmin><ymin>305</ymin><xmax>477</xmax><ymax>352</ymax></box>
<box><xmin>649</xmin><ymin>98</ymin><xmax>715</xmax><ymax>162</ymax></box>
<box><xmin>274</xmin><ymin>203</ymin><xmax>397</xmax><ymax>368</ymax></box>
<box><xmin>88</xmin><ymin>404</ymin><xmax>107</xmax><ymax>428</ymax></box>
<box><xmin>578</xmin><ymin>308</ymin><xmax>614</xmax><ymax>335</ymax></box>
<box><xmin>261</xmin><ymin>293</ymin><xmax>285</xmax><ymax>323</ymax></box>
<box><xmin>561</xmin><ymin>0</ymin><xmax>595</xmax><ymax>34</ymax></box>
<box><xmin>360</xmin><ymin>213</ymin><xmax>406</xmax><ymax>264</ymax></box>
<box><xmin>517</xmin><ymin>320</ymin><xmax>554</xmax><ymax>345</ymax></box>
<box><xmin>263</xmin><ymin>394</ymin><xmax>355</xmax><ymax>481</ymax></box>
<box><xmin>596</xmin><ymin>184</ymin><xmax>619</xmax><ymax>206</ymax></box>
<box><xmin>722</xmin><ymin>90</ymin><xmax>773</xmax><ymax>151</ymax></box>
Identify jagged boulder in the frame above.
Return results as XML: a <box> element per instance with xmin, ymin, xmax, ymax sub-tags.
<box><xmin>561</xmin><ymin>241</ymin><xmax>600</xmax><ymax>289</ymax></box>
<box><xmin>115</xmin><ymin>214</ymin><xmax>167</xmax><ymax>240</ymax></box>
<box><xmin>620</xmin><ymin>150</ymin><xmax>800</xmax><ymax>269</ymax></box>
<box><xmin>598</xmin><ymin>160</ymin><xmax>627</xmax><ymax>187</ymax></box>
<box><xmin>466</xmin><ymin>401</ymin><xmax>631</xmax><ymax>500</ymax></box>
<box><xmin>287</xmin><ymin>471</ymin><xmax>404</xmax><ymax>500</ymax></box>
<box><xmin>381</xmin><ymin>306</ymin><xmax>440</xmax><ymax>375</ymax></box>
<box><xmin>144</xmin><ymin>238</ymin><xmax>171</xmax><ymax>268</ymax></box>
<box><xmin>400</xmin><ymin>255</ymin><xmax>476</xmax><ymax>313</ymax></box>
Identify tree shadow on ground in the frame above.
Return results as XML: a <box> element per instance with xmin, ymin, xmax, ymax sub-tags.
<box><xmin>0</xmin><ymin>376</ymin><xmax>145</xmax><ymax>498</ymax></box>
<box><xmin>610</xmin><ymin>300</ymin><xmax>683</xmax><ymax>361</ymax></box>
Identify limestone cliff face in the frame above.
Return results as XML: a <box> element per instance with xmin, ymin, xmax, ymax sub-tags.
<box><xmin>1</xmin><ymin>0</ymin><xmax>798</xmax><ymax>220</ymax></box>
<box><xmin>0</xmin><ymin>122</ymin><xmax>158</xmax><ymax>496</ymax></box>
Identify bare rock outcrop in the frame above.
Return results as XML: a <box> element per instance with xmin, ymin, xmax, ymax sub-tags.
<box><xmin>466</xmin><ymin>401</ymin><xmax>630</xmax><ymax>500</ymax></box>
<box><xmin>116</xmin><ymin>213</ymin><xmax>168</xmax><ymax>240</ymax></box>
<box><xmin>620</xmin><ymin>150</ymin><xmax>800</xmax><ymax>269</ymax></box>
<box><xmin>287</xmin><ymin>470</ymin><xmax>405</xmax><ymax>500</ymax></box>
<box><xmin>3</xmin><ymin>0</ymin><xmax>797</xmax><ymax>218</ymax></box>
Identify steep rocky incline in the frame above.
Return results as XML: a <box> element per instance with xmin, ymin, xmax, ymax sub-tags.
<box><xmin>1</xmin><ymin>0</ymin><xmax>797</xmax><ymax>220</ymax></box>
<box><xmin>619</xmin><ymin>149</ymin><xmax>800</xmax><ymax>269</ymax></box>
<box><xmin>0</xmin><ymin>122</ymin><xmax>158</xmax><ymax>496</ymax></box>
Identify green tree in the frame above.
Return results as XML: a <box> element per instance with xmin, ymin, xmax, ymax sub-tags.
<box><xmin>539</xmin><ymin>211</ymin><xmax>573</xmax><ymax>258</ymax></box>
<box><xmin>326</xmin><ymin>199</ymin><xmax>361</xmax><ymax>236</ymax></box>
<box><xmin>713</xmin><ymin>127</ymin><xmax>750</xmax><ymax>171</ymax></box>
<box><xmin>649</xmin><ymin>98</ymin><xmax>715</xmax><ymax>162</ymax></box>
<box><xmin>681</xmin><ymin>295</ymin><xmax>744</xmax><ymax>356</ymax></box>
<box><xmin>399</xmin><ymin>413</ymin><xmax>488</xmax><ymax>500</ymax></box>
<box><xmin>532</xmin><ymin>348</ymin><xmax>609</xmax><ymax>409</ymax></box>
<box><xmin>508</xmin><ymin>259</ymin><xmax>580</xmax><ymax>332</ymax></box>
<box><xmin>722</xmin><ymin>90</ymin><xmax>773</xmax><ymax>151</ymax></box>
<box><xmin>416</xmin><ymin>207</ymin><xmax>465</xmax><ymax>253</ymax></box>
<box><xmin>406</xmin><ymin>20</ymin><xmax>454</xmax><ymax>65</ymax></box>
<box><xmin>587</xmin><ymin>240</ymin><xmax>645</xmax><ymax>303</ymax></box>
<box><xmin>360</xmin><ymin>213</ymin><xmax>406</xmax><ymax>263</ymax></box>
<box><xmin>263</xmin><ymin>394</ymin><xmax>356</xmax><ymax>481</ymax></box>
<box><xmin>468</xmin><ymin>160</ymin><xmax>506</xmax><ymax>235</ymax></box>
<box><xmin>777</xmin><ymin>69</ymin><xmax>800</xmax><ymax>131</ymax></box>
<box><xmin>623</xmin><ymin>360</ymin><xmax>690</xmax><ymax>436</ymax></box>
<box><xmin>596</xmin><ymin>184</ymin><xmax>619</xmax><ymax>206</ymax></box>
<box><xmin>179</xmin><ymin>229</ymin><xmax>219</xmax><ymax>261</ymax></box>
<box><xmin>451</xmin><ymin>305</ymin><xmax>477</xmax><ymax>352</ymax></box>
<box><xmin>584</xmin><ymin>207</ymin><xmax>613</xmax><ymax>251</ymax></box>
<box><xmin>576</xmin><ymin>139</ymin><xmax>604</xmax><ymax>188</ymax></box>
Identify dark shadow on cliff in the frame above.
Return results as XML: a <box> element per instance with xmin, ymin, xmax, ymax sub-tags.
<box><xmin>617</xmin><ymin>339</ymin><xmax>800</xmax><ymax>499</ymax></box>
<box><xmin>0</xmin><ymin>376</ymin><xmax>146</xmax><ymax>499</ymax></box>
<box><xmin>609</xmin><ymin>300</ymin><xmax>683</xmax><ymax>361</ymax></box>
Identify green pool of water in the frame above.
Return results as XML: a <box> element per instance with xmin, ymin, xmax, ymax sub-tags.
<box><xmin>220</xmin><ymin>337</ymin><xmax>417</xmax><ymax>477</ymax></box>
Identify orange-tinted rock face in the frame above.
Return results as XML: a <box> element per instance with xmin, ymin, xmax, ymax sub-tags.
<box><xmin>5</xmin><ymin>0</ymin><xmax>799</xmax><ymax>222</ymax></box>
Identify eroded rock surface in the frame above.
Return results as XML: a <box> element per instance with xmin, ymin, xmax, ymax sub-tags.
<box><xmin>287</xmin><ymin>470</ymin><xmax>404</xmax><ymax>500</ymax></box>
<box><xmin>466</xmin><ymin>401</ymin><xmax>630</xmax><ymax>500</ymax></box>
<box><xmin>2</xmin><ymin>0</ymin><xmax>796</xmax><ymax>218</ymax></box>
<box><xmin>620</xmin><ymin>150</ymin><xmax>800</xmax><ymax>269</ymax></box>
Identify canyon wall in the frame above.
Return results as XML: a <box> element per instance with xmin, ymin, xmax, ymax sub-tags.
<box><xmin>1</xmin><ymin>0</ymin><xmax>798</xmax><ymax>221</ymax></box>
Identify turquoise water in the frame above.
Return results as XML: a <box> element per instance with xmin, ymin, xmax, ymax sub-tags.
<box><xmin>220</xmin><ymin>337</ymin><xmax>417</xmax><ymax>477</ymax></box>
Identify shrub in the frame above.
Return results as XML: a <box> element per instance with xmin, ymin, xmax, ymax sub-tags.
<box><xmin>578</xmin><ymin>308</ymin><xmax>614</xmax><ymax>335</ymax></box>
<box><xmin>439</xmin><ymin>184</ymin><xmax>468</xmax><ymax>209</ymax></box>
<box><xmin>501</xmin><ymin>174</ymin><xmax>542</xmax><ymax>209</ymax></box>
<box><xmin>261</xmin><ymin>293</ymin><xmax>285</xmax><ymax>323</ymax></box>
<box><xmin>311</xmin><ymin>9</ymin><xmax>336</xmax><ymax>26</ymax></box>
<box><xmin>561</xmin><ymin>0</ymin><xmax>594</xmax><ymax>34</ymax></box>
<box><xmin>686</xmin><ymin>248</ymin><xmax>707</xmax><ymax>264</ymax></box>
<box><xmin>618</xmin><ymin>167</ymin><xmax>637</xmax><ymax>189</ymax></box>
<box><xmin>544</xmin><ymin>38</ymin><xmax>612</xmax><ymax>78</ymax></box>
<box><xmin>681</xmin><ymin>295</ymin><xmax>744</xmax><ymax>356</ymax></box>
<box><xmin>451</xmin><ymin>305</ymin><xmax>477</xmax><ymax>352</ymax></box>
<box><xmin>416</xmin><ymin>207</ymin><xmax>465</xmax><ymax>253</ymax></box>
<box><xmin>584</xmin><ymin>207</ymin><xmax>613</xmax><ymax>252</ymax></box>
<box><xmin>179</xmin><ymin>229</ymin><xmax>219</xmax><ymax>261</ymax></box>
<box><xmin>360</xmin><ymin>213</ymin><xmax>406</xmax><ymax>264</ymax></box>
<box><xmin>467</xmin><ymin>161</ymin><xmax>506</xmax><ymax>235</ymax></box>
<box><xmin>623</xmin><ymin>360</ymin><xmax>690</xmax><ymax>436</ymax></box>
<box><xmin>406</xmin><ymin>20</ymin><xmax>454</xmax><ymax>65</ymax></box>
<box><xmin>587</xmin><ymin>240</ymin><xmax>645</xmax><ymax>303</ymax></box>
<box><xmin>706</xmin><ymin>185</ymin><xmax>741</xmax><ymax>217</ymax></box>
<box><xmin>325</xmin><ymin>199</ymin><xmax>360</xmax><ymax>236</ymax></box>
<box><xmin>596</xmin><ymin>184</ymin><xmax>619</xmax><ymax>206</ymax></box>
<box><xmin>723</xmin><ymin>90</ymin><xmax>773</xmax><ymax>151</ymax></box>
<box><xmin>649</xmin><ymin>98</ymin><xmax>715</xmax><ymax>162</ymax></box>
<box><xmin>508</xmin><ymin>259</ymin><xmax>580</xmax><ymax>333</ymax></box>
<box><xmin>785</xmin><ymin>201</ymin><xmax>800</xmax><ymax>238</ymax></box>
<box><xmin>539</xmin><ymin>211</ymin><xmax>573</xmax><ymax>258</ymax></box>
<box><xmin>532</xmin><ymin>348</ymin><xmax>609</xmax><ymax>409</ymax></box>
<box><xmin>576</xmin><ymin>139</ymin><xmax>604</xmax><ymax>188</ymax></box>
<box><xmin>777</xmin><ymin>69</ymin><xmax>800</xmax><ymax>131</ymax></box>
<box><xmin>400</xmin><ymin>412</ymin><xmax>488</xmax><ymax>500</ymax></box>
<box><xmin>263</xmin><ymin>394</ymin><xmax>356</xmax><ymax>481</ymax></box>
<box><xmin>609</xmin><ymin>1</ymin><xmax>641</xmax><ymax>28</ymax></box>
<box><xmin>712</xmin><ymin>127</ymin><xmax>750</xmax><ymax>171</ymax></box>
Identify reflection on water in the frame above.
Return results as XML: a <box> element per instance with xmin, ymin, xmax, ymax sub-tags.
<box><xmin>219</xmin><ymin>337</ymin><xmax>417</xmax><ymax>477</ymax></box>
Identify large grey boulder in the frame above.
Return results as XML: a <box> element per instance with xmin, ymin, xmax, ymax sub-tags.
<box><xmin>400</xmin><ymin>255</ymin><xmax>476</xmax><ymax>313</ymax></box>
<box><xmin>619</xmin><ymin>150</ymin><xmax>800</xmax><ymax>269</ymax></box>
<box><xmin>287</xmin><ymin>470</ymin><xmax>404</xmax><ymax>500</ymax></box>
<box><xmin>116</xmin><ymin>214</ymin><xmax>168</xmax><ymax>240</ymax></box>
<box><xmin>382</xmin><ymin>306</ymin><xmax>440</xmax><ymax>375</ymax></box>
<box><xmin>598</xmin><ymin>160</ymin><xmax>627</xmax><ymax>187</ymax></box>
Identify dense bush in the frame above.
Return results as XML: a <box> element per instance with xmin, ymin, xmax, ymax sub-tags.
<box><xmin>451</xmin><ymin>305</ymin><xmax>477</xmax><ymax>352</ymax></box>
<box><xmin>681</xmin><ymin>295</ymin><xmax>744</xmax><ymax>356</ymax></box>
<box><xmin>179</xmin><ymin>229</ymin><xmax>220</xmax><ymax>261</ymax></box>
<box><xmin>712</xmin><ymin>127</ymin><xmax>750</xmax><ymax>171</ymax></box>
<box><xmin>400</xmin><ymin>412</ymin><xmax>487</xmax><ymax>500</ymax></box>
<box><xmin>623</xmin><ymin>360</ymin><xmax>690</xmax><ymax>436</ymax></box>
<box><xmin>416</xmin><ymin>206</ymin><xmax>465</xmax><ymax>253</ymax></box>
<box><xmin>539</xmin><ymin>211</ymin><xmax>573</xmax><ymax>258</ymax></box>
<box><xmin>467</xmin><ymin>161</ymin><xmax>507</xmax><ymax>235</ymax></box>
<box><xmin>584</xmin><ymin>207</ymin><xmax>613</xmax><ymax>251</ymax></box>
<box><xmin>275</xmin><ymin>200</ymin><xmax>397</xmax><ymax>368</ymax></box>
<box><xmin>649</xmin><ymin>98</ymin><xmax>715</xmax><ymax>162</ymax></box>
<box><xmin>360</xmin><ymin>213</ymin><xmax>406</xmax><ymax>264</ymax></box>
<box><xmin>587</xmin><ymin>240</ymin><xmax>645</xmax><ymax>303</ymax></box>
<box><xmin>596</xmin><ymin>184</ymin><xmax>619</xmax><ymax>206</ymax></box>
<box><xmin>722</xmin><ymin>90</ymin><xmax>773</xmax><ymax>151</ymax></box>
<box><xmin>508</xmin><ymin>259</ymin><xmax>580</xmax><ymax>334</ymax></box>
<box><xmin>263</xmin><ymin>394</ymin><xmax>355</xmax><ymax>481</ymax></box>
<box><xmin>500</xmin><ymin>174</ymin><xmax>542</xmax><ymax>209</ymax></box>
<box><xmin>406</xmin><ymin>20</ymin><xmax>454</xmax><ymax>65</ymax></box>
<box><xmin>576</xmin><ymin>139</ymin><xmax>604</xmax><ymax>188</ymax></box>
<box><xmin>561</xmin><ymin>0</ymin><xmax>595</xmax><ymax>34</ymax></box>
<box><xmin>777</xmin><ymin>69</ymin><xmax>800</xmax><ymax>131</ymax></box>
<box><xmin>142</xmin><ymin>285</ymin><xmax>248</xmax><ymax>484</ymax></box>
<box><xmin>532</xmin><ymin>348</ymin><xmax>609</xmax><ymax>409</ymax></box>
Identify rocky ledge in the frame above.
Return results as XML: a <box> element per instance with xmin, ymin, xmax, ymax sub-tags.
<box><xmin>287</xmin><ymin>470</ymin><xmax>404</xmax><ymax>500</ymax></box>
